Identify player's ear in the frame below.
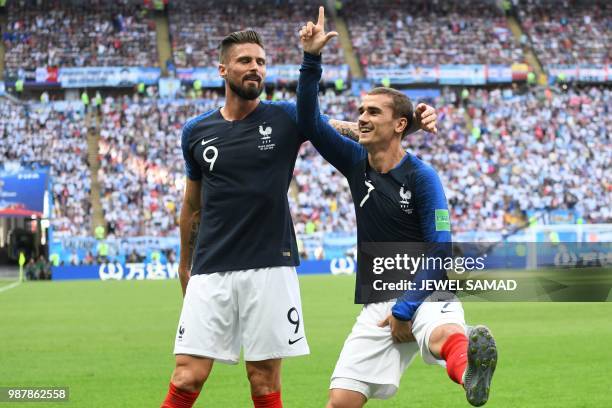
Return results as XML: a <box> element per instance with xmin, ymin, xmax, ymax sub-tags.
<box><xmin>395</xmin><ymin>117</ymin><xmax>408</xmax><ymax>135</ymax></box>
<box><xmin>218</xmin><ymin>63</ymin><xmax>227</xmax><ymax>78</ymax></box>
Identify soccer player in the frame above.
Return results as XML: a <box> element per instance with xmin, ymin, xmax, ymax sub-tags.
<box><xmin>297</xmin><ymin>8</ymin><xmax>497</xmax><ymax>407</ymax></box>
<box><xmin>160</xmin><ymin>29</ymin><xmax>437</xmax><ymax>408</ymax></box>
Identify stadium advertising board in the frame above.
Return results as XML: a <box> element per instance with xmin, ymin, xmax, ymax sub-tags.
<box><xmin>367</xmin><ymin>65</ymin><xmax>514</xmax><ymax>85</ymax></box>
<box><xmin>366</xmin><ymin>66</ymin><xmax>438</xmax><ymax>84</ymax></box>
<box><xmin>486</xmin><ymin>65</ymin><xmax>513</xmax><ymax>83</ymax></box>
<box><xmin>51</xmin><ymin>257</ymin><xmax>357</xmax><ymax>280</ymax></box>
<box><xmin>176</xmin><ymin>68</ymin><xmax>224</xmax><ymax>87</ymax></box>
<box><xmin>548</xmin><ymin>64</ymin><xmax>611</xmax><ymax>83</ymax></box>
<box><xmin>439</xmin><ymin>65</ymin><xmax>487</xmax><ymax>85</ymax></box>
<box><xmin>35</xmin><ymin>67</ymin><xmax>59</xmax><ymax>84</ymax></box>
<box><xmin>0</xmin><ymin>81</ymin><xmax>5</xmax><ymax>95</ymax></box>
<box><xmin>577</xmin><ymin>65</ymin><xmax>608</xmax><ymax>82</ymax></box>
<box><xmin>267</xmin><ymin>64</ymin><xmax>349</xmax><ymax>84</ymax></box>
<box><xmin>0</xmin><ymin>168</ymin><xmax>50</xmax><ymax>218</ymax></box>
<box><xmin>58</xmin><ymin>67</ymin><xmax>161</xmax><ymax>88</ymax></box>
<box><xmin>177</xmin><ymin>65</ymin><xmax>349</xmax><ymax>85</ymax></box>
<box><xmin>548</xmin><ymin>65</ymin><xmax>579</xmax><ymax>82</ymax></box>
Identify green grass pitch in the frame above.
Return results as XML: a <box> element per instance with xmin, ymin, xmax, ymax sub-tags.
<box><xmin>1</xmin><ymin>275</ymin><xmax>611</xmax><ymax>407</ymax></box>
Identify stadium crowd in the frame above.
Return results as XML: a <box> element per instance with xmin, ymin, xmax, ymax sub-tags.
<box><xmin>92</xmin><ymin>84</ymin><xmax>611</xmax><ymax>239</ymax></box>
<box><xmin>168</xmin><ymin>0</ymin><xmax>344</xmax><ymax>68</ymax></box>
<box><xmin>430</xmin><ymin>86</ymin><xmax>611</xmax><ymax>231</ymax></box>
<box><xmin>2</xmin><ymin>83</ymin><xmax>609</xmax><ymax>240</ymax></box>
<box><xmin>3</xmin><ymin>0</ymin><xmax>158</xmax><ymax>74</ymax></box>
<box><xmin>344</xmin><ymin>0</ymin><xmax>525</xmax><ymax>68</ymax></box>
<box><xmin>519</xmin><ymin>0</ymin><xmax>611</xmax><ymax>66</ymax></box>
<box><xmin>96</xmin><ymin>91</ymin><xmax>218</xmax><ymax>237</ymax></box>
<box><xmin>0</xmin><ymin>101</ymin><xmax>92</xmax><ymax>236</ymax></box>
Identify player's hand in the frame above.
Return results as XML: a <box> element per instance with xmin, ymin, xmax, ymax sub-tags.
<box><xmin>414</xmin><ymin>103</ymin><xmax>438</xmax><ymax>134</ymax></box>
<box><xmin>299</xmin><ymin>6</ymin><xmax>338</xmax><ymax>55</ymax></box>
<box><xmin>379</xmin><ymin>314</ymin><xmax>415</xmax><ymax>343</ymax></box>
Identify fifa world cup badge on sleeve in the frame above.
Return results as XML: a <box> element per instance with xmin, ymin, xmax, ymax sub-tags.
<box><xmin>435</xmin><ymin>209</ymin><xmax>451</xmax><ymax>231</ymax></box>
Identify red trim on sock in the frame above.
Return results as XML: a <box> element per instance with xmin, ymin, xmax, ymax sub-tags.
<box><xmin>161</xmin><ymin>382</ymin><xmax>200</xmax><ymax>408</ymax></box>
<box><xmin>440</xmin><ymin>333</ymin><xmax>468</xmax><ymax>385</ymax></box>
<box><xmin>252</xmin><ymin>391</ymin><xmax>282</xmax><ymax>408</ymax></box>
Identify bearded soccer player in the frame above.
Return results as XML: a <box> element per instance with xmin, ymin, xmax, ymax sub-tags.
<box><xmin>160</xmin><ymin>28</ymin><xmax>438</xmax><ymax>408</ymax></box>
<box><xmin>297</xmin><ymin>8</ymin><xmax>497</xmax><ymax>408</ymax></box>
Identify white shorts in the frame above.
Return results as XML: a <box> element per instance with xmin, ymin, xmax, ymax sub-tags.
<box><xmin>330</xmin><ymin>297</ymin><xmax>466</xmax><ymax>400</ymax></box>
<box><xmin>173</xmin><ymin>266</ymin><xmax>310</xmax><ymax>364</ymax></box>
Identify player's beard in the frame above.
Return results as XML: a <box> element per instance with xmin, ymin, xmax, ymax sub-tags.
<box><xmin>227</xmin><ymin>76</ymin><xmax>264</xmax><ymax>100</ymax></box>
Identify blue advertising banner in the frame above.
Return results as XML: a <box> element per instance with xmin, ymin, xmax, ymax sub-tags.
<box><xmin>0</xmin><ymin>81</ymin><xmax>5</xmax><ymax>95</ymax></box>
<box><xmin>53</xmin><ymin>262</ymin><xmax>180</xmax><ymax>281</ymax></box>
<box><xmin>58</xmin><ymin>67</ymin><xmax>161</xmax><ymax>88</ymax></box>
<box><xmin>366</xmin><ymin>66</ymin><xmax>438</xmax><ymax>85</ymax></box>
<box><xmin>486</xmin><ymin>65</ymin><xmax>513</xmax><ymax>83</ymax></box>
<box><xmin>51</xmin><ymin>257</ymin><xmax>357</xmax><ymax>280</ymax></box>
<box><xmin>176</xmin><ymin>68</ymin><xmax>223</xmax><ymax>87</ymax></box>
<box><xmin>267</xmin><ymin>65</ymin><xmax>349</xmax><ymax>84</ymax></box>
<box><xmin>401</xmin><ymin>89</ymin><xmax>442</xmax><ymax>101</ymax></box>
<box><xmin>177</xmin><ymin>65</ymin><xmax>349</xmax><ymax>86</ymax></box>
<box><xmin>439</xmin><ymin>65</ymin><xmax>486</xmax><ymax>85</ymax></box>
<box><xmin>577</xmin><ymin>65</ymin><xmax>608</xmax><ymax>82</ymax></box>
<box><xmin>548</xmin><ymin>65</ymin><xmax>579</xmax><ymax>82</ymax></box>
<box><xmin>0</xmin><ymin>168</ymin><xmax>50</xmax><ymax>218</ymax></box>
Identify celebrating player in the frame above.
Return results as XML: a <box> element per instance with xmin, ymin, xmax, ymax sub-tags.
<box><xmin>297</xmin><ymin>7</ymin><xmax>497</xmax><ymax>407</ymax></box>
<box><xmin>161</xmin><ymin>28</ymin><xmax>437</xmax><ymax>408</ymax></box>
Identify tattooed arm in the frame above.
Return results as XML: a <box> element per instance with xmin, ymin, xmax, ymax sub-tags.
<box><xmin>178</xmin><ymin>178</ymin><xmax>201</xmax><ymax>297</ymax></box>
<box><xmin>328</xmin><ymin>119</ymin><xmax>360</xmax><ymax>142</ymax></box>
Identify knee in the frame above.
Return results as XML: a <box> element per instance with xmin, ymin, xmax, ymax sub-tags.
<box><xmin>246</xmin><ymin>361</ymin><xmax>280</xmax><ymax>395</ymax></box>
<box><xmin>326</xmin><ymin>389</ymin><xmax>366</xmax><ymax>408</ymax></box>
<box><xmin>171</xmin><ymin>358</ymin><xmax>211</xmax><ymax>393</ymax></box>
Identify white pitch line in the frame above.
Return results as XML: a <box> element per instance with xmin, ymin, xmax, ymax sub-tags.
<box><xmin>0</xmin><ymin>280</ymin><xmax>22</xmax><ymax>293</ymax></box>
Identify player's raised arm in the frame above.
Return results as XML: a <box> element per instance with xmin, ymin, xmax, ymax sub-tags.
<box><xmin>178</xmin><ymin>178</ymin><xmax>201</xmax><ymax>297</ymax></box>
<box><xmin>297</xmin><ymin>6</ymin><xmax>365</xmax><ymax>175</ymax></box>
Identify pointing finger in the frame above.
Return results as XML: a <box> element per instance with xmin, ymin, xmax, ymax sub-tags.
<box><xmin>317</xmin><ymin>5</ymin><xmax>325</xmax><ymax>27</ymax></box>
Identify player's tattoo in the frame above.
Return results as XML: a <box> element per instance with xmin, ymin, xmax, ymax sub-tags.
<box><xmin>187</xmin><ymin>210</ymin><xmax>200</xmax><ymax>260</ymax></box>
<box><xmin>329</xmin><ymin>119</ymin><xmax>360</xmax><ymax>141</ymax></box>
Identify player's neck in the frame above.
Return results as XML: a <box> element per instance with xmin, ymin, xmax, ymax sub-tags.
<box><xmin>221</xmin><ymin>91</ymin><xmax>260</xmax><ymax>121</ymax></box>
<box><xmin>367</xmin><ymin>144</ymin><xmax>406</xmax><ymax>174</ymax></box>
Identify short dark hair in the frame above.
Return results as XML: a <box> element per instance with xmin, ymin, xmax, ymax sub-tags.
<box><xmin>367</xmin><ymin>87</ymin><xmax>414</xmax><ymax>137</ymax></box>
<box><xmin>219</xmin><ymin>30</ymin><xmax>265</xmax><ymax>63</ymax></box>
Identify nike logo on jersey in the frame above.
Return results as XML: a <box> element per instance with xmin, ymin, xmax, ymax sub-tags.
<box><xmin>441</xmin><ymin>302</ymin><xmax>452</xmax><ymax>313</ymax></box>
<box><xmin>201</xmin><ymin>137</ymin><xmax>219</xmax><ymax>146</ymax></box>
<box><xmin>288</xmin><ymin>336</ymin><xmax>304</xmax><ymax>345</ymax></box>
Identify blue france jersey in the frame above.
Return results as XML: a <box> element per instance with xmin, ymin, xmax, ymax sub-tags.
<box><xmin>181</xmin><ymin>101</ymin><xmax>306</xmax><ymax>274</ymax></box>
<box><xmin>297</xmin><ymin>53</ymin><xmax>452</xmax><ymax>320</ymax></box>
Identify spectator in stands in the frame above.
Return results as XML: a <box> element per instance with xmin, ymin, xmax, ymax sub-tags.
<box><xmin>519</xmin><ymin>0</ymin><xmax>610</xmax><ymax>67</ymax></box>
<box><xmin>344</xmin><ymin>0</ymin><xmax>525</xmax><ymax>68</ymax></box>
<box><xmin>168</xmin><ymin>1</ymin><xmax>344</xmax><ymax>67</ymax></box>
<box><xmin>3</xmin><ymin>0</ymin><xmax>158</xmax><ymax>74</ymax></box>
